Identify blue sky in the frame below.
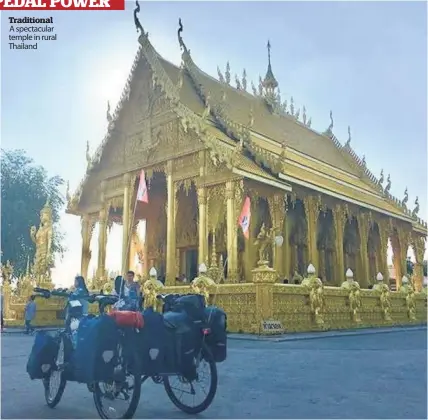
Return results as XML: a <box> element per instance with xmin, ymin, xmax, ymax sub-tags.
<box><xmin>1</xmin><ymin>1</ymin><xmax>427</xmax><ymax>285</ymax></box>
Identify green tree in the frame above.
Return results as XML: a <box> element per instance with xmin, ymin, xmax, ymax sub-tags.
<box><xmin>1</xmin><ymin>149</ymin><xmax>65</xmax><ymax>276</ymax></box>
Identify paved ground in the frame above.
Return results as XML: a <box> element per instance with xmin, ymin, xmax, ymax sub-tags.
<box><xmin>1</xmin><ymin>329</ymin><xmax>427</xmax><ymax>419</ymax></box>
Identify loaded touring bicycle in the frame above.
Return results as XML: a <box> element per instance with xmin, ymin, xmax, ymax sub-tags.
<box><xmin>26</xmin><ymin>275</ymin><xmax>227</xmax><ymax>419</ymax></box>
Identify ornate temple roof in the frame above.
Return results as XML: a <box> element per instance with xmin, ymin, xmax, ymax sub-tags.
<box><xmin>67</xmin><ymin>4</ymin><xmax>426</xmax><ymax>234</ymax></box>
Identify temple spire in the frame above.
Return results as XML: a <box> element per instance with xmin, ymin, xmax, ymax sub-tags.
<box><xmin>262</xmin><ymin>40</ymin><xmax>278</xmax><ymax>93</ymax></box>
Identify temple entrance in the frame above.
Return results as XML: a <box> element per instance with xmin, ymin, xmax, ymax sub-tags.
<box><xmin>185</xmin><ymin>248</ymin><xmax>198</xmax><ymax>280</ymax></box>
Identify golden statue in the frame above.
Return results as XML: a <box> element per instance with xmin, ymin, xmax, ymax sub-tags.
<box><xmin>30</xmin><ymin>199</ymin><xmax>54</xmax><ymax>278</ymax></box>
<box><xmin>302</xmin><ymin>264</ymin><xmax>325</xmax><ymax>325</ymax></box>
<box><xmin>191</xmin><ymin>263</ymin><xmax>216</xmax><ymax>305</ymax></box>
<box><xmin>399</xmin><ymin>276</ymin><xmax>416</xmax><ymax>321</ymax></box>
<box><xmin>254</xmin><ymin>223</ymin><xmax>272</xmax><ymax>266</ymax></box>
<box><xmin>1</xmin><ymin>260</ymin><xmax>14</xmax><ymax>282</ymax></box>
<box><xmin>142</xmin><ymin>267</ymin><xmax>164</xmax><ymax>312</ymax></box>
<box><xmin>372</xmin><ymin>272</ymin><xmax>392</xmax><ymax>321</ymax></box>
<box><xmin>341</xmin><ymin>269</ymin><xmax>362</xmax><ymax>322</ymax></box>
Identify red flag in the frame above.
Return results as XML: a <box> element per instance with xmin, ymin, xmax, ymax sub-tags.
<box><xmin>238</xmin><ymin>196</ymin><xmax>251</xmax><ymax>239</ymax></box>
<box><xmin>136</xmin><ymin>170</ymin><xmax>148</xmax><ymax>203</ymax></box>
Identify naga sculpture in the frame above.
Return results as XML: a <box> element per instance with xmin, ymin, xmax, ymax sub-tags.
<box><xmin>341</xmin><ymin>269</ymin><xmax>362</xmax><ymax>323</ymax></box>
<box><xmin>302</xmin><ymin>264</ymin><xmax>325</xmax><ymax>326</ymax></box>
<box><xmin>143</xmin><ymin>267</ymin><xmax>165</xmax><ymax>312</ymax></box>
<box><xmin>30</xmin><ymin>200</ymin><xmax>54</xmax><ymax>279</ymax></box>
<box><xmin>191</xmin><ymin>263</ymin><xmax>216</xmax><ymax>305</ymax></box>
<box><xmin>399</xmin><ymin>276</ymin><xmax>416</xmax><ymax>321</ymax></box>
<box><xmin>372</xmin><ymin>272</ymin><xmax>392</xmax><ymax>321</ymax></box>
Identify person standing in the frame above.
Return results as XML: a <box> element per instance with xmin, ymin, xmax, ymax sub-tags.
<box><xmin>24</xmin><ymin>295</ymin><xmax>37</xmax><ymax>334</ymax></box>
<box><xmin>72</xmin><ymin>276</ymin><xmax>89</xmax><ymax>316</ymax></box>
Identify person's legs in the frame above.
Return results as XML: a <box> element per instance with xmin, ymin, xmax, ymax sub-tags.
<box><xmin>1</xmin><ymin>311</ymin><xmax>4</xmax><ymax>331</ymax></box>
<box><xmin>24</xmin><ymin>320</ymin><xmax>30</xmax><ymax>333</ymax></box>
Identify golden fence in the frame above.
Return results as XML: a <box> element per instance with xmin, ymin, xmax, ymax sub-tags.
<box><xmin>2</xmin><ymin>270</ymin><xmax>427</xmax><ymax>333</ymax></box>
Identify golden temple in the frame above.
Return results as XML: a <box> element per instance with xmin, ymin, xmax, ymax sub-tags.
<box><xmin>64</xmin><ymin>7</ymin><xmax>426</xmax><ymax>295</ymax></box>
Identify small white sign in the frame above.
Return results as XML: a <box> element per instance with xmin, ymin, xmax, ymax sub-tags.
<box><xmin>261</xmin><ymin>320</ymin><xmax>284</xmax><ymax>334</ymax></box>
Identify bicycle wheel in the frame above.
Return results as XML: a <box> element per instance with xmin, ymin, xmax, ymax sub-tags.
<box><xmin>163</xmin><ymin>344</ymin><xmax>218</xmax><ymax>414</ymax></box>
<box><xmin>93</xmin><ymin>343</ymin><xmax>142</xmax><ymax>419</ymax></box>
<box><xmin>43</xmin><ymin>333</ymin><xmax>67</xmax><ymax>408</ymax></box>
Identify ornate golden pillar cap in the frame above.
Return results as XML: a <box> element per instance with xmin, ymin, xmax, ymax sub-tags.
<box><xmin>346</xmin><ymin>268</ymin><xmax>353</xmax><ymax>279</ymax></box>
<box><xmin>376</xmin><ymin>272</ymin><xmax>384</xmax><ymax>282</ymax></box>
<box><xmin>307</xmin><ymin>264</ymin><xmax>316</xmax><ymax>276</ymax></box>
<box><xmin>149</xmin><ymin>267</ymin><xmax>157</xmax><ymax>278</ymax></box>
<box><xmin>401</xmin><ymin>275</ymin><xmax>409</xmax><ymax>284</ymax></box>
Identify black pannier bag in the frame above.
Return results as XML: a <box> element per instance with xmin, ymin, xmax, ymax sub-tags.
<box><xmin>26</xmin><ymin>331</ymin><xmax>59</xmax><ymax>380</ymax></box>
<box><xmin>163</xmin><ymin>310</ymin><xmax>202</xmax><ymax>380</ymax></box>
<box><xmin>170</xmin><ymin>294</ymin><xmax>206</xmax><ymax>321</ymax></box>
<box><xmin>139</xmin><ymin>309</ymin><xmax>174</xmax><ymax>376</ymax></box>
<box><xmin>204</xmin><ymin>306</ymin><xmax>227</xmax><ymax>363</ymax></box>
<box><xmin>72</xmin><ymin>314</ymin><xmax>119</xmax><ymax>384</ymax></box>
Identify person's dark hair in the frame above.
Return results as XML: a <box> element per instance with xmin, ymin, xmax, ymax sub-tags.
<box><xmin>127</xmin><ymin>270</ymin><xmax>135</xmax><ymax>276</ymax></box>
<box><xmin>115</xmin><ymin>275</ymin><xmax>124</xmax><ymax>296</ymax></box>
<box><xmin>75</xmin><ymin>276</ymin><xmax>89</xmax><ymax>294</ymax></box>
<box><xmin>30</xmin><ymin>295</ymin><xmax>36</xmax><ymax>301</ymax></box>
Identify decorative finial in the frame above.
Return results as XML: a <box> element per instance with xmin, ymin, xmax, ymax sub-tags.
<box><xmin>376</xmin><ymin>272</ymin><xmax>384</xmax><ymax>282</ymax></box>
<box><xmin>242</xmin><ymin>69</ymin><xmax>247</xmax><ymax>91</ymax></box>
<box><xmin>302</xmin><ymin>106</ymin><xmax>307</xmax><ymax>125</ymax></box>
<box><xmin>258</xmin><ymin>76</ymin><xmax>263</xmax><ymax>96</ymax></box>
<box><xmin>106</xmin><ymin>101</ymin><xmax>112</xmax><ymax>123</ymax></box>
<box><xmin>85</xmin><ymin>141</ymin><xmax>91</xmax><ymax>165</ymax></box>
<box><xmin>198</xmin><ymin>263</ymin><xmax>208</xmax><ymax>274</ymax></box>
<box><xmin>361</xmin><ymin>155</ymin><xmax>366</xmax><ymax>167</ymax></box>
<box><xmin>346</xmin><ymin>268</ymin><xmax>353</xmax><ymax>279</ymax></box>
<box><xmin>225</xmin><ymin>62</ymin><xmax>231</xmax><ymax>85</ymax></box>
<box><xmin>217</xmin><ymin>66</ymin><xmax>225</xmax><ymax>83</ymax></box>
<box><xmin>251</xmin><ymin>81</ymin><xmax>257</xmax><ymax>96</ymax></box>
<box><xmin>235</xmin><ymin>74</ymin><xmax>241</xmax><ymax>90</ymax></box>
<box><xmin>346</xmin><ymin>126</ymin><xmax>351</xmax><ymax>146</ymax></box>
<box><xmin>133</xmin><ymin>1</ymin><xmax>144</xmax><ymax>35</ymax></box>
<box><xmin>412</xmin><ymin>197</ymin><xmax>420</xmax><ymax>217</ymax></box>
<box><xmin>384</xmin><ymin>174</ymin><xmax>391</xmax><ymax>193</ymax></box>
<box><xmin>307</xmin><ymin>117</ymin><xmax>312</xmax><ymax>128</ymax></box>
<box><xmin>177</xmin><ymin>18</ymin><xmax>187</xmax><ymax>52</ymax></box>
<box><xmin>327</xmin><ymin>110</ymin><xmax>334</xmax><ymax>132</ymax></box>
<box><xmin>290</xmin><ymin>97</ymin><xmax>295</xmax><ymax>116</ymax></box>
<box><xmin>379</xmin><ymin>169</ymin><xmax>384</xmax><ymax>185</ymax></box>
<box><xmin>149</xmin><ymin>267</ymin><xmax>157</xmax><ymax>277</ymax></box>
<box><xmin>262</xmin><ymin>40</ymin><xmax>278</xmax><ymax>93</ymax></box>
<box><xmin>66</xmin><ymin>181</ymin><xmax>71</xmax><ymax>202</ymax></box>
<box><xmin>402</xmin><ymin>188</ymin><xmax>409</xmax><ymax>207</ymax></box>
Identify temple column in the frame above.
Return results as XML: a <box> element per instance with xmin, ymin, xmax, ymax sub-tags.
<box><xmin>303</xmin><ymin>196</ymin><xmax>321</xmax><ymax>273</ymax></box>
<box><xmin>142</xmin><ymin>222</ymin><xmax>149</xmax><ymax>278</ymax></box>
<box><xmin>197</xmin><ymin>187</ymin><xmax>208</xmax><ymax>266</ymax></box>
<box><xmin>80</xmin><ymin>214</ymin><xmax>93</xmax><ymax>280</ymax></box>
<box><xmin>267</xmin><ymin>194</ymin><xmax>286</xmax><ymax>279</ymax></box>
<box><xmin>283</xmin><ymin>209</ymin><xmax>291</xmax><ymax>280</ymax></box>
<box><xmin>226</xmin><ymin>180</ymin><xmax>238</xmax><ymax>281</ymax></box>
<box><xmin>332</xmin><ymin>204</ymin><xmax>347</xmax><ymax>285</ymax></box>
<box><xmin>395</xmin><ymin>228</ymin><xmax>410</xmax><ymax>288</ymax></box>
<box><xmin>411</xmin><ymin>235</ymin><xmax>426</xmax><ymax>292</ymax></box>
<box><xmin>357</xmin><ymin>213</ymin><xmax>370</xmax><ymax>288</ymax></box>
<box><xmin>165</xmin><ymin>161</ymin><xmax>176</xmax><ymax>285</ymax></box>
<box><xmin>377</xmin><ymin>220</ymin><xmax>390</xmax><ymax>283</ymax></box>
<box><xmin>121</xmin><ymin>173</ymin><xmax>132</xmax><ymax>275</ymax></box>
<box><xmin>244</xmin><ymin>198</ymin><xmax>257</xmax><ymax>282</ymax></box>
<box><xmin>96</xmin><ymin>208</ymin><xmax>108</xmax><ymax>279</ymax></box>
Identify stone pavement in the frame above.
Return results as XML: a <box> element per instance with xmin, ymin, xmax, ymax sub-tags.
<box><xmin>1</xmin><ymin>329</ymin><xmax>427</xmax><ymax>419</ymax></box>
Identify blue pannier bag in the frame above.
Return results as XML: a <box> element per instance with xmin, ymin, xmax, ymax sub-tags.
<box><xmin>72</xmin><ymin>314</ymin><xmax>119</xmax><ymax>384</ymax></box>
<box><xmin>204</xmin><ymin>306</ymin><xmax>227</xmax><ymax>363</ymax></box>
<box><xmin>26</xmin><ymin>331</ymin><xmax>58</xmax><ymax>380</ymax></box>
<box><xmin>139</xmin><ymin>308</ymin><xmax>171</xmax><ymax>376</ymax></box>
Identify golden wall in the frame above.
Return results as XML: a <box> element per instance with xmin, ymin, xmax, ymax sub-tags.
<box><xmin>4</xmin><ymin>282</ymin><xmax>426</xmax><ymax>333</ymax></box>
